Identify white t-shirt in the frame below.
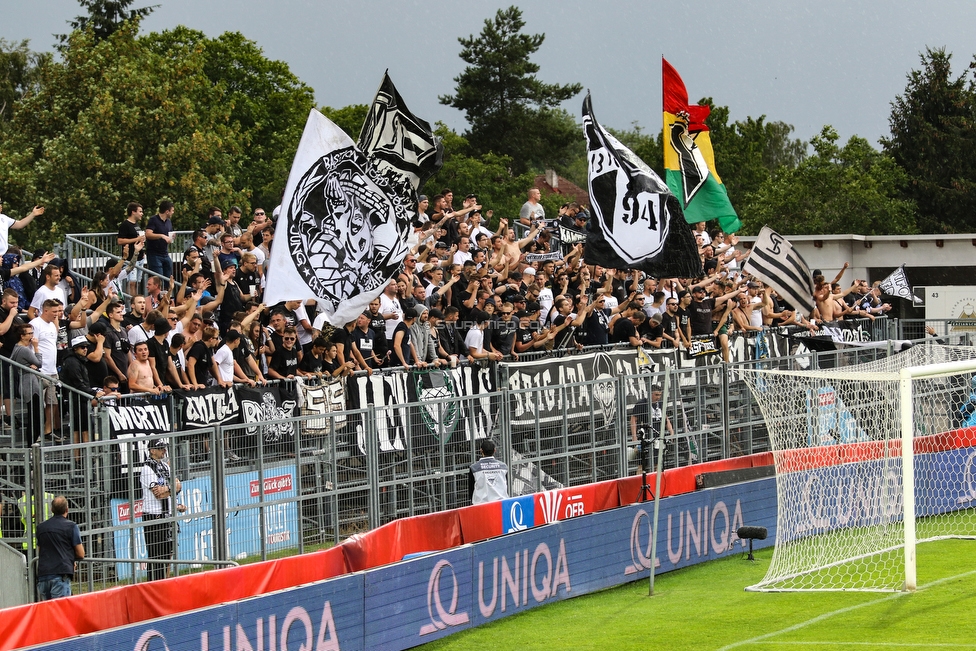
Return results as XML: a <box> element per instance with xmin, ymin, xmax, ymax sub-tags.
<box><xmin>128</xmin><ymin>323</ymin><xmax>152</xmax><ymax>347</ymax></box>
<box><xmin>213</xmin><ymin>344</ymin><xmax>235</xmax><ymax>382</ymax></box>
<box><xmin>30</xmin><ymin>316</ymin><xmax>59</xmax><ymax>375</ymax></box>
<box><xmin>294</xmin><ymin>304</ymin><xmax>313</xmax><ymax>346</ymax></box>
<box><xmin>379</xmin><ymin>294</ymin><xmax>401</xmax><ymax>340</ymax></box>
<box><xmin>0</xmin><ymin>214</ymin><xmax>15</xmax><ymax>256</ymax></box>
<box><xmin>30</xmin><ymin>284</ymin><xmax>67</xmax><ymax>314</ymax></box>
<box><xmin>464</xmin><ymin>327</ymin><xmax>485</xmax><ymax>355</ymax></box>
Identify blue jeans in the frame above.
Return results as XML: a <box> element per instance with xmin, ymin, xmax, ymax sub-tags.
<box><xmin>37</xmin><ymin>574</ymin><xmax>71</xmax><ymax>600</ymax></box>
<box><xmin>147</xmin><ymin>253</ymin><xmax>173</xmax><ymax>284</ymax></box>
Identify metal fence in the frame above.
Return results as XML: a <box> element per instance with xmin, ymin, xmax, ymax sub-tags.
<box><xmin>1</xmin><ymin>328</ymin><xmax>973</xmax><ymax>604</ymax></box>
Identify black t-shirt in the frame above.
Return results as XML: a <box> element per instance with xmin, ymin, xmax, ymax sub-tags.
<box><xmin>298</xmin><ymin>351</ymin><xmax>324</xmax><ymax>374</ymax></box>
<box><xmin>367</xmin><ymin>313</ymin><xmax>389</xmax><ymax>359</ymax></box>
<box><xmin>0</xmin><ymin>308</ymin><xmax>25</xmax><ymax>358</ymax></box>
<box><xmin>392</xmin><ymin>321</ymin><xmax>412</xmax><ymax>366</ymax></box>
<box><xmin>117</xmin><ymin>219</ymin><xmax>144</xmax><ymax>261</ymax></box>
<box><xmin>489</xmin><ymin>318</ymin><xmax>517</xmax><ymax>356</ymax></box>
<box><xmin>612</xmin><ymin>316</ymin><xmax>637</xmax><ymax>344</ymax></box>
<box><xmin>552</xmin><ymin>314</ymin><xmax>576</xmax><ymax>349</ymax></box>
<box><xmin>235</xmin><ymin>269</ymin><xmax>259</xmax><ymax>299</ymax></box>
<box><xmin>660</xmin><ymin>312</ymin><xmax>679</xmax><ymax>348</ymax></box>
<box><xmin>187</xmin><ymin>341</ymin><xmax>213</xmax><ymax>385</ymax></box>
<box><xmin>632</xmin><ymin>398</ymin><xmax>663</xmax><ymax>435</ymax></box>
<box><xmin>104</xmin><ymin>323</ymin><xmax>129</xmax><ymax>375</ymax></box>
<box><xmin>352</xmin><ymin>327</ymin><xmax>379</xmax><ymax>368</ymax></box>
<box><xmin>582</xmin><ymin>310</ymin><xmax>610</xmax><ymax>346</ymax></box>
<box><xmin>689</xmin><ymin>298</ymin><xmax>715</xmax><ymax>336</ymax></box>
<box><xmin>145</xmin><ymin>336</ymin><xmax>170</xmax><ymax>385</ymax></box>
<box><xmin>332</xmin><ymin>326</ymin><xmax>354</xmax><ymax>361</ymax></box>
<box><xmin>269</xmin><ymin>345</ymin><xmax>299</xmax><ymax>377</ymax></box>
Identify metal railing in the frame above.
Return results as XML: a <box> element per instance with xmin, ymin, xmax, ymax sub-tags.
<box><xmin>1</xmin><ymin>327</ymin><xmax>971</xmax><ymax>603</ymax></box>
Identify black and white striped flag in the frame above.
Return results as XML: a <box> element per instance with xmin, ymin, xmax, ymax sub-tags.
<box><xmin>742</xmin><ymin>227</ymin><xmax>815</xmax><ymax>316</ymax></box>
<box><xmin>878</xmin><ymin>265</ymin><xmax>922</xmax><ymax>304</ymax></box>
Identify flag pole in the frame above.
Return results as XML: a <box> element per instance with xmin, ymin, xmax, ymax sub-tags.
<box><xmin>649</xmin><ymin>365</ymin><xmax>670</xmax><ymax>596</ymax></box>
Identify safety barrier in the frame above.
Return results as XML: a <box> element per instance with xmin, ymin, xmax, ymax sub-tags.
<box><xmin>0</xmin><ymin>324</ymin><xmax>969</xmax><ymax>606</ymax></box>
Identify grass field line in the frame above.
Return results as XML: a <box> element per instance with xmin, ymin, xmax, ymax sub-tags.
<box><xmin>716</xmin><ymin>568</ymin><xmax>976</xmax><ymax>651</ymax></box>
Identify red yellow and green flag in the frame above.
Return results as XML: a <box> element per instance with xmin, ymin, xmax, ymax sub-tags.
<box><xmin>663</xmin><ymin>58</ymin><xmax>741</xmax><ymax>234</ymax></box>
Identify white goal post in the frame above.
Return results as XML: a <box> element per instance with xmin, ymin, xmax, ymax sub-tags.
<box><xmin>742</xmin><ymin>343</ymin><xmax>976</xmax><ymax>592</ymax></box>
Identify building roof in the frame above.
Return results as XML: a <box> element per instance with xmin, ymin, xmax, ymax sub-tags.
<box><xmin>534</xmin><ymin>169</ymin><xmax>590</xmax><ymax>208</ymax></box>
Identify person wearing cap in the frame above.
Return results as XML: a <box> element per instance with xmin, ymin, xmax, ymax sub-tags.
<box><xmin>415</xmin><ymin>195</ymin><xmax>430</xmax><ymax>224</ymax></box>
<box><xmin>687</xmin><ymin>278</ymin><xmax>739</xmax><ymax>338</ymax></box>
<box><xmin>140</xmin><ymin>438</ymin><xmax>185</xmax><ymax>581</ymax></box>
<box><xmin>204</xmin><ymin>208</ymin><xmax>225</xmax><ymax>259</ymax></box>
<box><xmin>145</xmin><ymin>200</ymin><xmax>175</xmax><ymax>282</ymax></box>
<box><xmin>60</xmin><ymin>335</ymin><xmax>94</xmax><ymax>454</ymax></box>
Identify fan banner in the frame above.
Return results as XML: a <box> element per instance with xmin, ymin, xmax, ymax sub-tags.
<box><xmin>582</xmin><ymin>93</ymin><xmax>703</xmax><ymax>278</ymax></box>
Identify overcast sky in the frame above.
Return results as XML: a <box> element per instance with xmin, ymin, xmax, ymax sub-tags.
<box><xmin>4</xmin><ymin>0</ymin><xmax>976</xmax><ymax>149</ymax></box>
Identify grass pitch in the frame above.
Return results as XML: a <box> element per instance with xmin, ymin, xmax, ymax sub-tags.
<box><xmin>418</xmin><ymin>539</ymin><xmax>976</xmax><ymax>651</ymax></box>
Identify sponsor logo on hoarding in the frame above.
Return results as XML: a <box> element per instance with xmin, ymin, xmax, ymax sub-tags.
<box><xmin>502</xmin><ymin>496</ymin><xmax>534</xmax><ymax>533</ymax></box>
<box><xmin>477</xmin><ymin>539</ymin><xmax>571</xmax><ymax>617</ymax></box>
<box><xmin>132</xmin><ymin>603</ymin><xmax>339</xmax><ymax>651</ymax></box>
<box><xmin>250</xmin><ymin>473</ymin><xmax>294</xmax><ymax>497</ymax></box>
<box><xmin>117</xmin><ymin>500</ymin><xmax>144</xmax><ymax>522</ymax></box>
<box><xmin>624</xmin><ymin>509</ymin><xmax>659</xmax><ymax>575</ymax></box>
<box><xmin>419</xmin><ymin>560</ymin><xmax>470</xmax><ymax>636</ymax></box>
<box><xmin>537</xmin><ymin>490</ymin><xmax>586</xmax><ymax>524</ymax></box>
<box><xmin>958</xmin><ymin>450</ymin><xmax>976</xmax><ymax>505</ymax></box>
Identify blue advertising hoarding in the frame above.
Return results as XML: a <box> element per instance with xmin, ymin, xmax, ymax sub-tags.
<box><xmin>109</xmin><ymin>463</ymin><xmax>299</xmax><ymax>579</ymax></box>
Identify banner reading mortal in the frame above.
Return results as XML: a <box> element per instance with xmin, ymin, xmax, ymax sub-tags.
<box><xmin>581</xmin><ymin>94</ymin><xmax>703</xmax><ymax>279</ymax></box>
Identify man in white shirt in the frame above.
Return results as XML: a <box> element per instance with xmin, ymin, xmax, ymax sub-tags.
<box><xmin>29</xmin><ymin>264</ymin><xmax>67</xmax><ymax>320</ymax></box>
<box><xmin>30</xmin><ymin>298</ymin><xmax>62</xmax><ymax>439</ymax></box>
<box><xmin>0</xmin><ymin>199</ymin><xmax>43</xmax><ymax>255</ymax></box>
<box><xmin>378</xmin><ymin>280</ymin><xmax>401</xmax><ymax>344</ymax></box>
<box><xmin>212</xmin><ymin>330</ymin><xmax>240</xmax><ymax>387</ymax></box>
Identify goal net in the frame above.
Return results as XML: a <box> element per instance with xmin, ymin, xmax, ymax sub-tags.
<box><xmin>741</xmin><ymin>342</ymin><xmax>976</xmax><ymax>591</ymax></box>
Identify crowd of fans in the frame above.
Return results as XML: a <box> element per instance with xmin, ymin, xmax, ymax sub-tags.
<box><xmin>0</xmin><ymin>189</ymin><xmax>896</xmax><ymax>447</ymax></box>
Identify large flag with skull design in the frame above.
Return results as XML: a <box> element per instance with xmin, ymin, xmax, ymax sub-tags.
<box><xmin>265</xmin><ymin>74</ymin><xmax>441</xmax><ymax>325</ymax></box>
<box><xmin>582</xmin><ymin>93</ymin><xmax>703</xmax><ymax>278</ymax></box>
<box><xmin>663</xmin><ymin>58</ymin><xmax>740</xmax><ymax>235</ymax></box>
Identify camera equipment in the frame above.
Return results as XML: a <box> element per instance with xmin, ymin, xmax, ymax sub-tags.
<box><xmin>636</xmin><ymin>427</ymin><xmax>654</xmax><ymax>502</ymax></box>
<box><xmin>736</xmin><ymin>525</ymin><xmax>768</xmax><ymax>561</ymax></box>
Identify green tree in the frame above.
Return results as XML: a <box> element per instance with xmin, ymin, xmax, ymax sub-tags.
<box><xmin>57</xmin><ymin>0</ymin><xmax>157</xmax><ymax>47</ymax></box>
<box><xmin>0</xmin><ymin>21</ymin><xmax>248</xmax><ymax>245</ymax></box>
<box><xmin>882</xmin><ymin>47</ymin><xmax>976</xmax><ymax>233</ymax></box>
<box><xmin>320</xmin><ymin>104</ymin><xmax>370</xmax><ymax>140</ymax></box>
<box><xmin>702</xmin><ymin>99</ymin><xmax>806</xmax><ymax>212</ymax></box>
<box><xmin>440</xmin><ymin>6</ymin><xmax>582</xmax><ymax>175</ymax></box>
<box><xmin>423</xmin><ymin>124</ymin><xmax>534</xmax><ymax>225</ymax></box>
<box><xmin>742</xmin><ymin>127</ymin><xmax>916</xmax><ymax>236</ymax></box>
<box><xmin>0</xmin><ymin>39</ymin><xmax>51</xmax><ymax>122</ymax></box>
<box><xmin>142</xmin><ymin>27</ymin><xmax>315</xmax><ymax>212</ymax></box>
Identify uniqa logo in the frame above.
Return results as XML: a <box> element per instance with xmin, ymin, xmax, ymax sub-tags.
<box><xmin>133</xmin><ymin>630</ymin><xmax>169</xmax><ymax>651</ymax></box>
<box><xmin>419</xmin><ymin>559</ymin><xmax>470</xmax><ymax>636</ymax></box>
<box><xmin>623</xmin><ymin>509</ymin><xmax>659</xmax><ymax>575</ymax></box>
<box><xmin>477</xmin><ymin>540</ymin><xmax>571</xmax><ymax>617</ymax></box>
<box><xmin>508</xmin><ymin>500</ymin><xmax>528</xmax><ymax>532</ymax></box>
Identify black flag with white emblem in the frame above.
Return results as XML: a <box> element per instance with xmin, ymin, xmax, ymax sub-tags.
<box><xmin>582</xmin><ymin>94</ymin><xmax>702</xmax><ymax>278</ymax></box>
<box><xmin>358</xmin><ymin>71</ymin><xmax>443</xmax><ymax>205</ymax></box>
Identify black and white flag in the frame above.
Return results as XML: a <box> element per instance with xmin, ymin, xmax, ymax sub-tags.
<box><xmin>878</xmin><ymin>265</ymin><xmax>922</xmax><ymax>304</ymax></box>
<box><xmin>742</xmin><ymin>226</ymin><xmax>815</xmax><ymax>316</ymax></box>
<box><xmin>264</xmin><ymin>109</ymin><xmax>412</xmax><ymax>325</ymax></box>
<box><xmin>558</xmin><ymin>223</ymin><xmax>586</xmax><ymax>245</ymax></box>
<box><xmin>358</xmin><ymin>71</ymin><xmax>443</xmax><ymax>207</ymax></box>
<box><xmin>581</xmin><ymin>94</ymin><xmax>702</xmax><ymax>278</ymax></box>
